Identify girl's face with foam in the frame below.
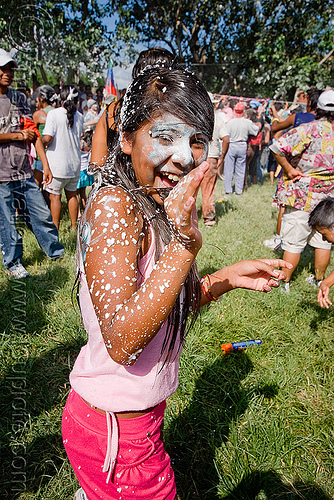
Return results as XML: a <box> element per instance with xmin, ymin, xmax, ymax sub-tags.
<box><xmin>121</xmin><ymin>112</ymin><xmax>208</xmax><ymax>204</ymax></box>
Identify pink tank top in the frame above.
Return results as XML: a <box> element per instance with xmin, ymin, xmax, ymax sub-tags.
<box><xmin>70</xmin><ymin>227</ymin><xmax>183</xmax><ymax>412</ymax></box>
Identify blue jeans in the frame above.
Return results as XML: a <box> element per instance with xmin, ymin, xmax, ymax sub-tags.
<box><xmin>224</xmin><ymin>142</ymin><xmax>247</xmax><ymax>195</ymax></box>
<box><xmin>0</xmin><ymin>177</ymin><xmax>64</xmax><ymax>269</ymax></box>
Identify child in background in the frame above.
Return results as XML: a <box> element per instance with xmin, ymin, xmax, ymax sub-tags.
<box><xmin>42</xmin><ymin>85</ymin><xmax>84</xmax><ymax>230</ymax></box>
<box><xmin>309</xmin><ymin>197</ymin><xmax>334</xmax><ymax>308</ymax></box>
<box><xmin>32</xmin><ymin>85</ymin><xmax>58</xmax><ymax>190</ymax></box>
<box><xmin>62</xmin><ymin>66</ymin><xmax>291</xmax><ymax>500</ymax></box>
<box><xmin>77</xmin><ymin>129</ymin><xmax>94</xmax><ymax>216</ymax></box>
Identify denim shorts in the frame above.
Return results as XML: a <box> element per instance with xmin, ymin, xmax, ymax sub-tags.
<box><xmin>34</xmin><ymin>159</ymin><xmax>44</xmax><ymax>172</ymax></box>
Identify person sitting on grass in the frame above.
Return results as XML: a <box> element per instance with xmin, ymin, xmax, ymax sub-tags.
<box><xmin>309</xmin><ymin>197</ymin><xmax>334</xmax><ymax>308</ymax></box>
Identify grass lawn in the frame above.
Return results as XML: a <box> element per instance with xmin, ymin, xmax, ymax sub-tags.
<box><xmin>1</xmin><ymin>177</ymin><xmax>333</xmax><ymax>499</ymax></box>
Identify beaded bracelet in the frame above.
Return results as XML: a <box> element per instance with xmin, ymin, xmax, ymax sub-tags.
<box><xmin>201</xmin><ymin>275</ymin><xmax>219</xmax><ymax>302</ymax></box>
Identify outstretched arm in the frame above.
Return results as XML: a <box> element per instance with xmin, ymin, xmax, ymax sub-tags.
<box><xmin>200</xmin><ymin>259</ymin><xmax>293</xmax><ymax>306</ymax></box>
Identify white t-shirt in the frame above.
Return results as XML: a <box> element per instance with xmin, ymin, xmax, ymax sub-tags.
<box><xmin>226</xmin><ymin>117</ymin><xmax>259</xmax><ymax>143</ymax></box>
<box><xmin>208</xmin><ymin>112</ymin><xmax>228</xmax><ymax>158</ymax></box>
<box><xmin>44</xmin><ymin>107</ymin><xmax>84</xmax><ymax>178</ymax></box>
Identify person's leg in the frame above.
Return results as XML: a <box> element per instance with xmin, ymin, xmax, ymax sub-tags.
<box><xmin>280</xmin><ymin>207</ymin><xmax>309</xmax><ymax>283</ymax></box>
<box><xmin>224</xmin><ymin>145</ymin><xmax>235</xmax><ymax>194</ymax></box>
<box><xmin>33</xmin><ymin>160</ymin><xmax>44</xmax><ymax>188</ymax></box>
<box><xmin>49</xmin><ymin>193</ymin><xmax>62</xmax><ymax>231</ymax></box>
<box><xmin>80</xmin><ymin>187</ymin><xmax>87</xmax><ymax>210</ymax></box>
<box><xmin>0</xmin><ymin>181</ymin><xmax>23</xmax><ymax>268</ymax></box>
<box><xmin>314</xmin><ymin>248</ymin><xmax>331</xmax><ymax>281</ymax></box>
<box><xmin>245</xmin><ymin>144</ymin><xmax>254</xmax><ymax>189</ymax></box>
<box><xmin>255</xmin><ymin>148</ymin><xmax>264</xmax><ymax>184</ymax></box>
<box><xmin>201</xmin><ymin>157</ymin><xmax>218</xmax><ymax>225</ymax></box>
<box><xmin>33</xmin><ymin>169</ymin><xmax>43</xmax><ymax>188</ymax></box>
<box><xmin>234</xmin><ymin>143</ymin><xmax>247</xmax><ymax>195</ymax></box>
<box><xmin>281</xmin><ymin>251</ymin><xmax>301</xmax><ymax>282</ymax></box>
<box><xmin>270</xmin><ymin>170</ymin><xmax>274</xmax><ymax>185</ymax></box>
<box><xmin>23</xmin><ymin>177</ymin><xmax>64</xmax><ymax>258</ymax></box>
<box><xmin>65</xmin><ymin>190</ymin><xmax>79</xmax><ymax>229</ymax></box>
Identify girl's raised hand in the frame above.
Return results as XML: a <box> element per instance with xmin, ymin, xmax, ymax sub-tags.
<box><xmin>164</xmin><ymin>161</ymin><xmax>209</xmax><ymax>254</ymax></box>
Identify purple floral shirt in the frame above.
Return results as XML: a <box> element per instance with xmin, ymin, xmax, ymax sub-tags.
<box><xmin>270</xmin><ymin>119</ymin><xmax>334</xmax><ymax>212</ymax></box>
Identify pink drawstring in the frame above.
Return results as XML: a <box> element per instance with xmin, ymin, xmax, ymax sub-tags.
<box><xmin>103</xmin><ymin>412</ymin><xmax>119</xmax><ymax>483</ymax></box>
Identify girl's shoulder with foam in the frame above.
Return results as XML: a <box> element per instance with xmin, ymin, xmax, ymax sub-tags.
<box><xmin>87</xmin><ymin>185</ymin><xmax>142</xmax><ymax>229</ymax></box>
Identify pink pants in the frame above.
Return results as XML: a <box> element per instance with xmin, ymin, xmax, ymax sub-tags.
<box><xmin>62</xmin><ymin>389</ymin><xmax>176</xmax><ymax>500</ymax></box>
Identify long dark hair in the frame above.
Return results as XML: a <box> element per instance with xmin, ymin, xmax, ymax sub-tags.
<box><xmin>60</xmin><ymin>85</ymin><xmax>78</xmax><ymax>128</ymax></box>
<box><xmin>89</xmin><ymin>67</ymin><xmax>214</xmax><ymax>358</ymax></box>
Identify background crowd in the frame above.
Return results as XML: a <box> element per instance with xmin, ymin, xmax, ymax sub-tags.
<box><xmin>1</xmin><ymin>45</ymin><xmax>334</xmax><ymax>306</ymax></box>
<box><xmin>1</xmin><ymin>43</ymin><xmax>334</xmax><ymax>500</ymax></box>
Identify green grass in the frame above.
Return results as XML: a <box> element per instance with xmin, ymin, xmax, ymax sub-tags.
<box><xmin>1</xmin><ymin>179</ymin><xmax>333</xmax><ymax>499</ymax></box>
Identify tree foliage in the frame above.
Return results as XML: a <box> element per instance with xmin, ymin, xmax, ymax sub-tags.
<box><xmin>0</xmin><ymin>0</ymin><xmax>110</xmax><ymax>85</ymax></box>
<box><xmin>108</xmin><ymin>0</ymin><xmax>334</xmax><ymax>97</ymax></box>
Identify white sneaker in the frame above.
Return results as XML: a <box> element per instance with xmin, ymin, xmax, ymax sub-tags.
<box><xmin>263</xmin><ymin>237</ymin><xmax>281</xmax><ymax>250</ymax></box>
<box><xmin>7</xmin><ymin>263</ymin><xmax>30</xmax><ymax>279</ymax></box>
<box><xmin>305</xmin><ymin>274</ymin><xmax>322</xmax><ymax>288</ymax></box>
<box><xmin>74</xmin><ymin>488</ymin><xmax>88</xmax><ymax>500</ymax></box>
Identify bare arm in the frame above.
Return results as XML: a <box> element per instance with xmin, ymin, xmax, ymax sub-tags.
<box><xmin>84</xmin><ymin>185</ymin><xmax>200</xmax><ymax>366</ymax></box>
<box><xmin>33</xmin><ymin>109</ymin><xmax>46</xmax><ymax>126</ymax></box>
<box><xmin>200</xmin><ymin>259</ymin><xmax>293</xmax><ymax>306</ymax></box>
<box><xmin>34</xmin><ymin>137</ymin><xmax>52</xmax><ymax>185</ymax></box>
<box><xmin>271</xmin><ymin>114</ymin><xmax>294</xmax><ymax>134</ymax></box>
<box><xmin>42</xmin><ymin>134</ymin><xmax>53</xmax><ymax>147</ymax></box>
<box><xmin>0</xmin><ymin>129</ymin><xmax>36</xmax><ymax>144</ymax></box>
<box><xmin>217</xmin><ymin>135</ymin><xmax>229</xmax><ymax>167</ymax></box>
<box><xmin>90</xmin><ymin>102</ymin><xmax>117</xmax><ymax>169</ymax></box>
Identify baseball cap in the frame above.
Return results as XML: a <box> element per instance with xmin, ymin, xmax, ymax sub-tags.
<box><xmin>0</xmin><ymin>49</ymin><xmax>18</xmax><ymax>68</ymax></box>
<box><xmin>234</xmin><ymin>102</ymin><xmax>245</xmax><ymax>115</ymax></box>
<box><xmin>249</xmin><ymin>99</ymin><xmax>260</xmax><ymax>109</ymax></box>
<box><xmin>87</xmin><ymin>98</ymin><xmax>97</xmax><ymax>108</ymax></box>
<box><xmin>317</xmin><ymin>90</ymin><xmax>334</xmax><ymax>111</ymax></box>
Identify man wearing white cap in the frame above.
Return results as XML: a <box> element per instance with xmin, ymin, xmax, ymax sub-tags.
<box><xmin>0</xmin><ymin>49</ymin><xmax>64</xmax><ymax>278</ymax></box>
<box><xmin>270</xmin><ymin>89</ymin><xmax>334</xmax><ymax>292</ymax></box>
